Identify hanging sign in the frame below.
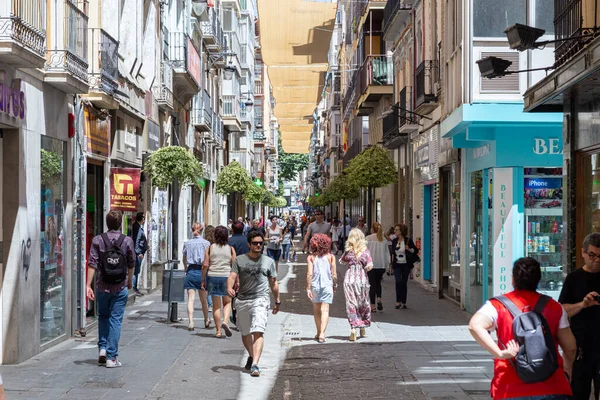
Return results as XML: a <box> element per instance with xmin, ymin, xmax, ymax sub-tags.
<box><xmin>84</xmin><ymin>107</ymin><xmax>110</xmax><ymax>157</ymax></box>
<box><xmin>493</xmin><ymin>168</ymin><xmax>515</xmax><ymax>296</ymax></box>
<box><xmin>110</xmin><ymin>168</ymin><xmax>141</xmax><ymax>211</ymax></box>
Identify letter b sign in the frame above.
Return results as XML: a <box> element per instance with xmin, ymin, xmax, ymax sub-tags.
<box><xmin>533</xmin><ymin>138</ymin><xmax>562</xmax><ymax>155</ymax></box>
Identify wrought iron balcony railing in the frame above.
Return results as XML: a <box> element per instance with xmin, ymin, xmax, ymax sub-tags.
<box><xmin>153</xmin><ymin>61</ymin><xmax>174</xmax><ymax>110</ymax></box>
<box><xmin>213</xmin><ymin>113</ymin><xmax>224</xmax><ymax>148</ymax></box>
<box><xmin>0</xmin><ymin>0</ymin><xmax>47</xmax><ymax>62</ymax></box>
<box><xmin>383</xmin><ymin>0</ymin><xmax>412</xmax><ymax>39</ymax></box>
<box><xmin>415</xmin><ymin>60</ymin><xmax>439</xmax><ymax>110</ymax></box>
<box><xmin>359</xmin><ymin>55</ymin><xmax>393</xmax><ymax>95</ymax></box>
<box><xmin>221</xmin><ymin>94</ymin><xmax>240</xmax><ymax>119</ymax></box>
<box><xmin>554</xmin><ymin>0</ymin><xmax>600</xmax><ymax>68</ymax></box>
<box><xmin>200</xmin><ymin>7</ymin><xmax>224</xmax><ymax>50</ymax></box>
<box><xmin>88</xmin><ymin>28</ymin><xmax>118</xmax><ymax>94</ymax></box>
<box><xmin>45</xmin><ymin>0</ymin><xmax>89</xmax><ymax>84</ymax></box>
<box><xmin>192</xmin><ymin>90</ymin><xmax>213</xmax><ymax>128</ymax></box>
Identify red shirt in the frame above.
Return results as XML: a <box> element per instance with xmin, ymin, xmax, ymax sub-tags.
<box><xmin>489</xmin><ymin>290</ymin><xmax>572</xmax><ymax>399</ymax></box>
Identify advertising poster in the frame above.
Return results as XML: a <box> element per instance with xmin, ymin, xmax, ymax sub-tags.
<box><xmin>109</xmin><ymin>168</ymin><xmax>141</xmax><ymax>211</ymax></box>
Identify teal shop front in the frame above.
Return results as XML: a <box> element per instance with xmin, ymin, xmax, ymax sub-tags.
<box><xmin>441</xmin><ymin>104</ymin><xmax>564</xmax><ymax>313</ymax></box>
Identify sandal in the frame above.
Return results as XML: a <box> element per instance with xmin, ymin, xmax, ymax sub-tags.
<box><xmin>318</xmin><ymin>336</ymin><xmax>326</xmax><ymax>343</ymax></box>
<box><xmin>215</xmin><ymin>332</ymin><xmax>222</xmax><ymax>338</ymax></box>
<box><xmin>395</xmin><ymin>303</ymin><xmax>402</xmax><ymax>309</ymax></box>
<box><xmin>370</xmin><ymin>307</ymin><xmax>377</xmax><ymax>313</ymax></box>
<box><xmin>377</xmin><ymin>300</ymin><xmax>383</xmax><ymax>311</ymax></box>
<box><xmin>204</xmin><ymin>319</ymin><xmax>212</xmax><ymax>328</ymax></box>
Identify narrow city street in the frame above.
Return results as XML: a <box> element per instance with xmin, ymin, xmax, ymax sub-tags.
<box><xmin>0</xmin><ymin>254</ymin><xmax>492</xmax><ymax>400</ymax></box>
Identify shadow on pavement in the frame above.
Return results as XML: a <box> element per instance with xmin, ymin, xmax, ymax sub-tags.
<box><xmin>211</xmin><ymin>365</ymin><xmax>247</xmax><ymax>374</ymax></box>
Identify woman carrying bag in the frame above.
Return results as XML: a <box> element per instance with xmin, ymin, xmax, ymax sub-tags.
<box><xmin>391</xmin><ymin>224</ymin><xmax>419</xmax><ymax>309</ymax></box>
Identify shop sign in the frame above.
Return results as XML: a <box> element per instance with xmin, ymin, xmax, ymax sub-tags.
<box><xmin>415</xmin><ymin>143</ymin><xmax>429</xmax><ymax>166</ymax></box>
<box><xmin>473</xmin><ymin>144</ymin><xmax>491</xmax><ymax>159</ymax></box>
<box><xmin>493</xmin><ymin>168</ymin><xmax>515</xmax><ymax>296</ymax></box>
<box><xmin>147</xmin><ymin>120</ymin><xmax>160</xmax><ymax>151</ymax></box>
<box><xmin>533</xmin><ymin>138</ymin><xmax>562</xmax><ymax>155</ymax></box>
<box><xmin>0</xmin><ymin>79</ymin><xmax>25</xmax><ymax>119</ymax></box>
<box><xmin>84</xmin><ymin>107</ymin><xmax>110</xmax><ymax>157</ymax></box>
<box><xmin>524</xmin><ymin>178</ymin><xmax>562</xmax><ymax>189</ymax></box>
<box><xmin>110</xmin><ymin>168</ymin><xmax>141</xmax><ymax>211</ymax></box>
<box><xmin>187</xmin><ymin>37</ymin><xmax>201</xmax><ymax>86</ymax></box>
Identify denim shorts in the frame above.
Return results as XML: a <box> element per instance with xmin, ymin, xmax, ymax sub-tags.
<box><xmin>206</xmin><ymin>276</ymin><xmax>228</xmax><ymax>296</ymax></box>
<box><xmin>267</xmin><ymin>248</ymin><xmax>282</xmax><ymax>261</ymax></box>
<box><xmin>311</xmin><ymin>286</ymin><xmax>334</xmax><ymax>304</ymax></box>
<box><xmin>184</xmin><ymin>269</ymin><xmax>203</xmax><ymax>290</ymax></box>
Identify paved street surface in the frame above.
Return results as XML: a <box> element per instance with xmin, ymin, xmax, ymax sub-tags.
<box><xmin>0</xmin><ymin>254</ymin><xmax>493</xmax><ymax>399</ymax></box>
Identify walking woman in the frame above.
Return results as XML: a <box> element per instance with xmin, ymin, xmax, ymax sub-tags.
<box><xmin>265</xmin><ymin>216</ymin><xmax>282</xmax><ymax>273</ymax></box>
<box><xmin>392</xmin><ymin>224</ymin><xmax>419</xmax><ymax>309</ymax></box>
<box><xmin>366</xmin><ymin>222</ymin><xmax>388</xmax><ymax>313</ymax></box>
<box><xmin>306</xmin><ymin>233</ymin><xmax>337</xmax><ymax>343</ymax></box>
<box><xmin>341</xmin><ymin>228</ymin><xmax>373</xmax><ymax>341</ymax></box>
<box><xmin>182</xmin><ymin>223</ymin><xmax>211</xmax><ymax>331</ymax></box>
<box><xmin>202</xmin><ymin>226</ymin><xmax>236</xmax><ymax>338</ymax></box>
<box><xmin>281</xmin><ymin>226</ymin><xmax>293</xmax><ymax>263</ymax></box>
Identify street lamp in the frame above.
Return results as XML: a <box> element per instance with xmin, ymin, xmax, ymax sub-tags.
<box><xmin>504</xmin><ymin>24</ymin><xmax>546</xmax><ymax>51</ymax></box>
<box><xmin>476</xmin><ymin>56</ymin><xmax>513</xmax><ymax>79</ymax></box>
<box><xmin>223</xmin><ymin>62</ymin><xmax>235</xmax><ymax>80</ymax></box>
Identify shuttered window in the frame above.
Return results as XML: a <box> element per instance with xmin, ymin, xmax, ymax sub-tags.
<box><xmin>480</xmin><ymin>52</ymin><xmax>520</xmax><ymax>93</ymax></box>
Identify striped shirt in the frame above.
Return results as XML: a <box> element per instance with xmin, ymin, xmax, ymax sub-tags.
<box><xmin>88</xmin><ymin>230</ymin><xmax>136</xmax><ymax>294</ymax></box>
<box><xmin>182</xmin><ymin>236</ymin><xmax>211</xmax><ymax>266</ymax></box>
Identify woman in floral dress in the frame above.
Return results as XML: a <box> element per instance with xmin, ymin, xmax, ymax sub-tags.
<box><xmin>341</xmin><ymin>228</ymin><xmax>373</xmax><ymax>341</ymax></box>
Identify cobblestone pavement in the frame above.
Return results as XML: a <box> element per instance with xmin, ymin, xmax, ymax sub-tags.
<box><xmin>0</xmin><ymin>253</ymin><xmax>493</xmax><ymax>399</ymax></box>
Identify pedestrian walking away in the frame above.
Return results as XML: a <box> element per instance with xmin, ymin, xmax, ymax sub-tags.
<box><xmin>392</xmin><ymin>224</ymin><xmax>419</xmax><ymax>309</ymax></box>
<box><xmin>559</xmin><ymin>232</ymin><xmax>600</xmax><ymax>400</ymax></box>
<box><xmin>281</xmin><ymin>226</ymin><xmax>294</xmax><ymax>263</ymax></box>
<box><xmin>266</xmin><ymin>216</ymin><xmax>283</xmax><ymax>273</ymax></box>
<box><xmin>182</xmin><ymin>223</ymin><xmax>212</xmax><ymax>331</ymax></box>
<box><xmin>341</xmin><ymin>228</ymin><xmax>373</xmax><ymax>341</ymax></box>
<box><xmin>306</xmin><ymin>233</ymin><xmax>337</xmax><ymax>343</ymax></box>
<box><xmin>129</xmin><ymin>212</ymin><xmax>148</xmax><ymax>296</ymax></box>
<box><xmin>330</xmin><ymin>219</ymin><xmax>342</xmax><ymax>255</ymax></box>
<box><xmin>229</xmin><ymin>220</ymin><xmax>250</xmax><ymax>256</ymax></box>
<box><xmin>469</xmin><ymin>257</ymin><xmax>576</xmax><ymax>400</ymax></box>
<box><xmin>86</xmin><ymin>210</ymin><xmax>136</xmax><ymax>368</ymax></box>
<box><xmin>227</xmin><ymin>231</ymin><xmax>280</xmax><ymax>377</ymax></box>
<box><xmin>366</xmin><ymin>222</ymin><xmax>388</xmax><ymax>313</ymax></box>
<box><xmin>203</xmin><ymin>226</ymin><xmax>236</xmax><ymax>338</ymax></box>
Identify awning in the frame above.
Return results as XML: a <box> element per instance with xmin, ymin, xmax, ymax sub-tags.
<box><xmin>257</xmin><ymin>0</ymin><xmax>336</xmax><ymax>154</ymax></box>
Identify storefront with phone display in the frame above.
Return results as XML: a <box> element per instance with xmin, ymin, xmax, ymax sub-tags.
<box><xmin>441</xmin><ymin>104</ymin><xmax>564</xmax><ymax>312</ymax></box>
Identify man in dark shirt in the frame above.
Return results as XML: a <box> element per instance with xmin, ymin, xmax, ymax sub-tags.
<box><xmin>229</xmin><ymin>220</ymin><xmax>249</xmax><ymax>256</ymax></box>
<box><xmin>86</xmin><ymin>210</ymin><xmax>135</xmax><ymax>368</ymax></box>
<box><xmin>559</xmin><ymin>232</ymin><xmax>600</xmax><ymax>399</ymax></box>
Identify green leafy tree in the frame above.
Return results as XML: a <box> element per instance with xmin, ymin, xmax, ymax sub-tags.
<box><xmin>345</xmin><ymin>146</ymin><xmax>397</xmax><ymax>189</ymax></box>
<box><xmin>146</xmin><ymin>146</ymin><xmax>204</xmax><ymax>190</ymax></box>
<box><xmin>216</xmin><ymin>161</ymin><xmax>252</xmax><ymax>195</ymax></box>
<box><xmin>274</xmin><ymin>196</ymin><xmax>288</xmax><ymax>208</ymax></box>
<box><xmin>263</xmin><ymin>191</ymin><xmax>276</xmax><ymax>207</ymax></box>
<box><xmin>277</xmin><ymin>135</ymin><xmax>309</xmax><ymax>181</ymax></box>
<box><xmin>244</xmin><ymin>183</ymin><xmax>267</xmax><ymax>204</ymax></box>
<box><xmin>325</xmin><ymin>173</ymin><xmax>361</xmax><ymax>201</ymax></box>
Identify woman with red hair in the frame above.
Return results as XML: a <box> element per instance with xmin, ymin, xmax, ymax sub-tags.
<box><xmin>306</xmin><ymin>233</ymin><xmax>337</xmax><ymax>343</ymax></box>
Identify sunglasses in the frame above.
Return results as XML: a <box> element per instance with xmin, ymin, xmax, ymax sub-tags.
<box><xmin>251</xmin><ymin>241</ymin><xmax>264</xmax><ymax>246</ymax></box>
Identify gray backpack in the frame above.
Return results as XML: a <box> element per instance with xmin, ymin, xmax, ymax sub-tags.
<box><xmin>495</xmin><ymin>295</ymin><xmax>559</xmax><ymax>384</ymax></box>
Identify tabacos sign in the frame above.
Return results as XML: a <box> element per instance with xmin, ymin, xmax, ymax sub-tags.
<box><xmin>0</xmin><ymin>80</ymin><xmax>25</xmax><ymax>120</ymax></box>
<box><xmin>110</xmin><ymin>168</ymin><xmax>141</xmax><ymax>211</ymax></box>
<box><xmin>533</xmin><ymin>138</ymin><xmax>562</xmax><ymax>155</ymax></box>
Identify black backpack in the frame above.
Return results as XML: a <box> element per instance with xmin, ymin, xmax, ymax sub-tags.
<box><xmin>495</xmin><ymin>295</ymin><xmax>559</xmax><ymax>384</ymax></box>
<box><xmin>99</xmin><ymin>233</ymin><xmax>128</xmax><ymax>284</ymax></box>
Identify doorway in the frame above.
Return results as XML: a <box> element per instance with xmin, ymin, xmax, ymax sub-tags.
<box><xmin>85</xmin><ymin>161</ymin><xmax>104</xmax><ymax>323</ymax></box>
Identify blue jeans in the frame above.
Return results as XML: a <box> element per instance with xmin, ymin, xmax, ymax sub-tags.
<box><xmin>97</xmin><ymin>288</ymin><xmax>129</xmax><ymax>359</ymax></box>
<box><xmin>132</xmin><ymin>256</ymin><xmax>142</xmax><ymax>291</ymax></box>
<box><xmin>282</xmin><ymin>243</ymin><xmax>291</xmax><ymax>261</ymax></box>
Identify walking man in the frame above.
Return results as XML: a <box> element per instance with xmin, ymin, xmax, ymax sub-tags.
<box><xmin>86</xmin><ymin>210</ymin><xmax>135</xmax><ymax>368</ymax></box>
<box><xmin>130</xmin><ymin>212</ymin><xmax>147</xmax><ymax>296</ymax></box>
<box><xmin>304</xmin><ymin>210</ymin><xmax>331</xmax><ymax>250</ymax></box>
<box><xmin>559</xmin><ymin>232</ymin><xmax>600</xmax><ymax>399</ymax></box>
<box><xmin>227</xmin><ymin>231</ymin><xmax>280</xmax><ymax>377</ymax></box>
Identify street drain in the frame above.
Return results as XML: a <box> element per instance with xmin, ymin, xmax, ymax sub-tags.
<box><xmin>83</xmin><ymin>382</ymin><xmax>124</xmax><ymax>389</ymax></box>
<box><xmin>280</xmin><ymin>368</ymin><xmax>332</xmax><ymax>376</ymax></box>
<box><xmin>285</xmin><ymin>331</ymin><xmax>300</xmax><ymax>336</ymax></box>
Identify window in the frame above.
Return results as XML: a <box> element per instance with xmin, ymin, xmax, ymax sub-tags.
<box><xmin>473</xmin><ymin>0</ymin><xmax>526</xmax><ymax>38</ymax></box>
<box><xmin>534</xmin><ymin>0</ymin><xmax>554</xmax><ymax>35</ymax></box>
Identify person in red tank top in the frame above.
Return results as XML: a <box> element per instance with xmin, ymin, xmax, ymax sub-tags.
<box><xmin>468</xmin><ymin>257</ymin><xmax>577</xmax><ymax>400</ymax></box>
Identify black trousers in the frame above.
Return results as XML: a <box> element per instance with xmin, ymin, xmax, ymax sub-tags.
<box><xmin>367</xmin><ymin>269</ymin><xmax>385</xmax><ymax>304</ymax></box>
<box><xmin>394</xmin><ymin>264</ymin><xmax>412</xmax><ymax>303</ymax></box>
<box><xmin>572</xmin><ymin>351</ymin><xmax>600</xmax><ymax>400</ymax></box>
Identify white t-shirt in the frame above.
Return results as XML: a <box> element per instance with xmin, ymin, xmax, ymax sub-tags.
<box><xmin>477</xmin><ymin>300</ymin><xmax>569</xmax><ymax>332</ymax></box>
<box><xmin>330</xmin><ymin>225</ymin><xmax>342</xmax><ymax>241</ymax></box>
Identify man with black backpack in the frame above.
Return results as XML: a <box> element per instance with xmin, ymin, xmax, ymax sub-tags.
<box><xmin>86</xmin><ymin>210</ymin><xmax>136</xmax><ymax>368</ymax></box>
<box><xmin>469</xmin><ymin>257</ymin><xmax>576</xmax><ymax>399</ymax></box>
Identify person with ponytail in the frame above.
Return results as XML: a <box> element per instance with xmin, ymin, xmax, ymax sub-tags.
<box><xmin>366</xmin><ymin>222</ymin><xmax>388</xmax><ymax>312</ymax></box>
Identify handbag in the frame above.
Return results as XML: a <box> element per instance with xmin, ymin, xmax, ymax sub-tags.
<box><xmin>405</xmin><ymin>238</ymin><xmax>421</xmax><ymax>265</ymax></box>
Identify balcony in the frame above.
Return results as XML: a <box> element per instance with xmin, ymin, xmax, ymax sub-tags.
<box><xmin>240</xmin><ymin>104</ymin><xmax>252</xmax><ymax>126</ymax></box>
<box><xmin>212</xmin><ymin>113</ymin><xmax>224</xmax><ymax>149</ymax></box>
<box><xmin>192</xmin><ymin>90</ymin><xmax>213</xmax><ymax>131</ymax></box>
<box><xmin>554</xmin><ymin>0</ymin><xmax>600</xmax><ymax>68</ymax></box>
<box><xmin>220</xmin><ymin>94</ymin><xmax>242</xmax><ymax>131</ymax></box>
<box><xmin>200</xmin><ymin>7</ymin><xmax>224</xmax><ymax>54</ymax></box>
<box><xmin>222</xmin><ymin>0</ymin><xmax>241</xmax><ymax>13</ymax></box>
<box><xmin>415</xmin><ymin>60</ymin><xmax>439</xmax><ymax>115</ymax></box>
<box><xmin>0</xmin><ymin>0</ymin><xmax>46</xmax><ymax>68</ymax></box>
<box><xmin>253</xmin><ymin>130</ymin><xmax>265</xmax><ymax>145</ymax></box>
<box><xmin>169</xmin><ymin>32</ymin><xmax>201</xmax><ymax>104</ymax></box>
<box><xmin>343</xmin><ymin>138</ymin><xmax>362</xmax><ymax>166</ymax></box>
<box><xmin>383</xmin><ymin>0</ymin><xmax>412</xmax><ymax>41</ymax></box>
<box><xmin>85</xmin><ymin>28</ymin><xmax>118</xmax><ymax>109</ymax></box>
<box><xmin>383</xmin><ymin>89</ymin><xmax>418</xmax><ymax>149</ymax></box>
<box><xmin>153</xmin><ymin>61</ymin><xmax>174</xmax><ymax>111</ymax></box>
<box><xmin>224</xmin><ymin>31</ymin><xmax>241</xmax><ymax>73</ymax></box>
<box><xmin>357</xmin><ymin>55</ymin><xmax>393</xmax><ymax>115</ymax></box>
<box><xmin>342</xmin><ymin>77</ymin><xmax>357</xmax><ymax>121</ymax></box>
<box><xmin>44</xmin><ymin>0</ymin><xmax>89</xmax><ymax>94</ymax></box>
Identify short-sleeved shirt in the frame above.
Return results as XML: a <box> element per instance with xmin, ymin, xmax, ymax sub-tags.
<box><xmin>558</xmin><ymin>268</ymin><xmax>600</xmax><ymax>350</ymax></box>
<box><xmin>88</xmin><ymin>230</ymin><xmax>136</xmax><ymax>294</ymax></box>
<box><xmin>307</xmin><ymin>221</ymin><xmax>331</xmax><ymax>240</ymax></box>
<box><xmin>477</xmin><ymin>300</ymin><xmax>569</xmax><ymax>332</ymax></box>
<box><xmin>231</xmin><ymin>254</ymin><xmax>277</xmax><ymax>301</ymax></box>
<box><xmin>229</xmin><ymin>234</ymin><xmax>249</xmax><ymax>256</ymax></box>
<box><xmin>182</xmin><ymin>236</ymin><xmax>211</xmax><ymax>265</ymax></box>
<box><xmin>267</xmin><ymin>226</ymin><xmax>282</xmax><ymax>250</ymax></box>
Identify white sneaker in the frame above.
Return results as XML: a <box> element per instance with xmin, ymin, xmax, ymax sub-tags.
<box><xmin>106</xmin><ymin>358</ymin><xmax>122</xmax><ymax>368</ymax></box>
<box><xmin>98</xmin><ymin>349</ymin><xmax>106</xmax><ymax>365</ymax></box>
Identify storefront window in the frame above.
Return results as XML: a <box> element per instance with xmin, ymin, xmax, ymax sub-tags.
<box><xmin>151</xmin><ymin>189</ymin><xmax>169</xmax><ymax>263</ymax></box>
<box><xmin>40</xmin><ymin>136</ymin><xmax>66</xmax><ymax>344</ymax></box>
<box><xmin>469</xmin><ymin>171</ymin><xmax>484</xmax><ymax>312</ymax></box>
<box><xmin>441</xmin><ymin>164</ymin><xmax>461</xmax><ymax>301</ymax></box>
